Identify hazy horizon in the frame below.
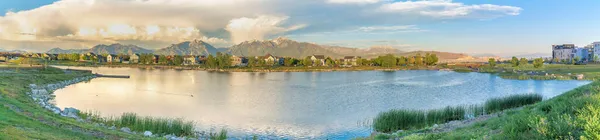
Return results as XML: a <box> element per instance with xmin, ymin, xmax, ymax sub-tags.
<box><xmin>1</xmin><ymin>0</ymin><xmax>598</xmax><ymax>55</ymax></box>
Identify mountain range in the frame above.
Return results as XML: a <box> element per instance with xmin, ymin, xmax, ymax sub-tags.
<box><xmin>38</xmin><ymin>37</ymin><xmax>469</xmax><ymax>60</ymax></box>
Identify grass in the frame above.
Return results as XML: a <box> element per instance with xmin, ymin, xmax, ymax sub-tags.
<box><xmin>81</xmin><ymin>112</ymin><xmax>195</xmax><ymax>136</ymax></box>
<box><xmin>0</xmin><ymin>65</ymin><xmax>155</xmax><ymax>139</ymax></box>
<box><xmin>484</xmin><ymin>94</ymin><xmax>543</xmax><ymax>114</ymax></box>
<box><xmin>375</xmin><ymin>81</ymin><xmax>600</xmax><ymax>140</ymax></box>
<box><xmin>373</xmin><ymin>93</ymin><xmax>543</xmax><ymax>133</ymax></box>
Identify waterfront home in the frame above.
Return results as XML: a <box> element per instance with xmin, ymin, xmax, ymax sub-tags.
<box><xmin>263</xmin><ymin>54</ymin><xmax>277</xmax><ymax>65</ymax></box>
<box><xmin>129</xmin><ymin>54</ymin><xmax>140</xmax><ymax>64</ymax></box>
<box><xmin>152</xmin><ymin>55</ymin><xmax>160</xmax><ymax>64</ymax></box>
<box><xmin>79</xmin><ymin>52</ymin><xmax>97</xmax><ymax>62</ymax></box>
<box><xmin>231</xmin><ymin>55</ymin><xmax>249</xmax><ymax>66</ymax></box>
<box><xmin>107</xmin><ymin>54</ymin><xmax>122</xmax><ymax>63</ymax></box>
<box><xmin>0</xmin><ymin>53</ymin><xmax>9</xmax><ymax>62</ymax></box>
<box><xmin>310</xmin><ymin>55</ymin><xmax>326</xmax><ymax>66</ymax></box>
<box><xmin>183</xmin><ymin>55</ymin><xmax>198</xmax><ymax>65</ymax></box>
<box><xmin>343</xmin><ymin>56</ymin><xmax>360</xmax><ymax>66</ymax></box>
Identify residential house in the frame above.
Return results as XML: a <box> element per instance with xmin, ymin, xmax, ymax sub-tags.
<box><xmin>198</xmin><ymin>55</ymin><xmax>207</xmax><ymax>64</ymax></box>
<box><xmin>552</xmin><ymin>44</ymin><xmax>576</xmax><ymax>62</ymax></box>
<box><xmin>263</xmin><ymin>54</ymin><xmax>277</xmax><ymax>65</ymax></box>
<box><xmin>129</xmin><ymin>54</ymin><xmax>140</xmax><ymax>64</ymax></box>
<box><xmin>231</xmin><ymin>55</ymin><xmax>243</xmax><ymax>66</ymax></box>
<box><xmin>593</xmin><ymin>42</ymin><xmax>600</xmax><ymax>62</ymax></box>
<box><xmin>0</xmin><ymin>53</ymin><xmax>9</xmax><ymax>62</ymax></box>
<box><xmin>310</xmin><ymin>55</ymin><xmax>326</xmax><ymax>66</ymax></box>
<box><xmin>183</xmin><ymin>55</ymin><xmax>198</xmax><ymax>65</ymax></box>
<box><xmin>152</xmin><ymin>55</ymin><xmax>160</xmax><ymax>64</ymax></box>
<box><xmin>106</xmin><ymin>54</ymin><xmax>122</xmax><ymax>63</ymax></box>
<box><xmin>343</xmin><ymin>56</ymin><xmax>360</xmax><ymax>66</ymax></box>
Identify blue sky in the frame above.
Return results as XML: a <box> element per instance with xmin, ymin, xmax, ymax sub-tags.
<box><xmin>0</xmin><ymin>0</ymin><xmax>599</xmax><ymax>56</ymax></box>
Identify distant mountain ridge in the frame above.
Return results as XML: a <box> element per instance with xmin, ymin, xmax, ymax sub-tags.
<box><xmin>47</xmin><ymin>44</ymin><xmax>151</xmax><ymax>55</ymax></box>
<box><xmin>154</xmin><ymin>40</ymin><xmax>218</xmax><ymax>56</ymax></box>
<box><xmin>43</xmin><ymin>38</ymin><xmax>470</xmax><ymax>60</ymax></box>
<box><xmin>226</xmin><ymin>37</ymin><xmax>406</xmax><ymax>58</ymax></box>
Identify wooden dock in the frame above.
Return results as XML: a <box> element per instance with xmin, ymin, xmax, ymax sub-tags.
<box><xmin>95</xmin><ymin>74</ymin><xmax>130</xmax><ymax>79</ymax></box>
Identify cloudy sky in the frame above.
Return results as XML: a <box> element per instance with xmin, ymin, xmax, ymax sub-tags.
<box><xmin>0</xmin><ymin>0</ymin><xmax>599</xmax><ymax>55</ymax></box>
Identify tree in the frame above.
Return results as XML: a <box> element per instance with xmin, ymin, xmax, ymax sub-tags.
<box><xmin>303</xmin><ymin>56</ymin><xmax>312</xmax><ymax>66</ymax></box>
<box><xmin>511</xmin><ymin>56</ymin><xmax>519</xmax><ymax>67</ymax></box>
<box><xmin>519</xmin><ymin>58</ymin><xmax>528</xmax><ymax>66</ymax></box>
<box><xmin>488</xmin><ymin>58</ymin><xmax>496</xmax><ymax>67</ymax></box>
<box><xmin>284</xmin><ymin>57</ymin><xmax>293</xmax><ymax>66</ymax></box>
<box><xmin>415</xmin><ymin>54</ymin><xmax>423</xmax><ymax>66</ymax></box>
<box><xmin>595</xmin><ymin>55</ymin><xmax>599</xmax><ymax>62</ymax></box>
<box><xmin>378</xmin><ymin>54</ymin><xmax>397</xmax><ymax>67</ymax></box>
<box><xmin>356</xmin><ymin>58</ymin><xmax>363</xmax><ymax>66</ymax></box>
<box><xmin>429</xmin><ymin>54</ymin><xmax>439</xmax><ymax>65</ymax></box>
<box><xmin>553</xmin><ymin>58</ymin><xmax>560</xmax><ymax>64</ymax></box>
<box><xmin>533</xmin><ymin>58</ymin><xmax>544</xmax><ymax>68</ymax></box>
<box><xmin>398</xmin><ymin>56</ymin><xmax>407</xmax><ymax>66</ymax></box>
<box><xmin>206</xmin><ymin>55</ymin><xmax>217</xmax><ymax>68</ymax></box>
<box><xmin>158</xmin><ymin>55</ymin><xmax>168</xmax><ymax>64</ymax></box>
<box><xmin>573</xmin><ymin>57</ymin><xmax>581</xmax><ymax>65</ymax></box>
<box><xmin>408</xmin><ymin>56</ymin><xmax>415</xmax><ymax>65</ymax></box>
<box><xmin>173</xmin><ymin>55</ymin><xmax>184</xmax><ymax>66</ymax></box>
<box><xmin>325</xmin><ymin>57</ymin><xmax>335</xmax><ymax>66</ymax></box>
<box><xmin>247</xmin><ymin>57</ymin><xmax>257</xmax><ymax>67</ymax></box>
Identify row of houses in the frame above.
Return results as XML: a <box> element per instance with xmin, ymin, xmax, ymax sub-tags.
<box><xmin>0</xmin><ymin>51</ymin><xmax>363</xmax><ymax>66</ymax></box>
<box><xmin>552</xmin><ymin>42</ymin><xmax>600</xmax><ymax>63</ymax></box>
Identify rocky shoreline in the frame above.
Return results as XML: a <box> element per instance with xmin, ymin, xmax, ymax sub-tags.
<box><xmin>26</xmin><ymin>74</ymin><xmax>200</xmax><ymax>140</ymax></box>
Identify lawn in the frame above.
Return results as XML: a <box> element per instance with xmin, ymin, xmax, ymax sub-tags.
<box><xmin>0</xmin><ymin>65</ymin><xmax>156</xmax><ymax>139</ymax></box>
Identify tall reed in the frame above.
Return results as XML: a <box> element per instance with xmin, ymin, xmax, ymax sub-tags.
<box><xmin>484</xmin><ymin>94</ymin><xmax>543</xmax><ymax>114</ymax></box>
<box><xmin>81</xmin><ymin>112</ymin><xmax>195</xmax><ymax>136</ymax></box>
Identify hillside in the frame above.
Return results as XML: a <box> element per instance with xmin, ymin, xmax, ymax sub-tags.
<box><xmin>47</xmin><ymin>44</ymin><xmax>151</xmax><ymax>55</ymax></box>
<box><xmin>154</xmin><ymin>40</ymin><xmax>218</xmax><ymax>56</ymax></box>
<box><xmin>226</xmin><ymin>37</ymin><xmax>409</xmax><ymax>58</ymax></box>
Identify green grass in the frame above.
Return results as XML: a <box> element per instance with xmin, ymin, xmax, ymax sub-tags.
<box><xmin>81</xmin><ymin>112</ymin><xmax>195</xmax><ymax>136</ymax></box>
<box><xmin>387</xmin><ymin>81</ymin><xmax>600</xmax><ymax>139</ymax></box>
<box><xmin>484</xmin><ymin>94</ymin><xmax>543</xmax><ymax>114</ymax></box>
<box><xmin>373</xmin><ymin>94</ymin><xmax>543</xmax><ymax>133</ymax></box>
<box><xmin>0</xmin><ymin>66</ymin><xmax>155</xmax><ymax>139</ymax></box>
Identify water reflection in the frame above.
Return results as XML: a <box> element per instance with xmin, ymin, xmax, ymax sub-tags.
<box><xmin>53</xmin><ymin>66</ymin><xmax>590</xmax><ymax>139</ymax></box>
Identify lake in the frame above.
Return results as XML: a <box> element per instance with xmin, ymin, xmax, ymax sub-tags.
<box><xmin>52</xmin><ymin>66</ymin><xmax>590</xmax><ymax>139</ymax></box>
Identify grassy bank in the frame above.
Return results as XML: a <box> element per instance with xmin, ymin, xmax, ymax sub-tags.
<box><xmin>81</xmin><ymin>112</ymin><xmax>195</xmax><ymax>137</ymax></box>
<box><xmin>373</xmin><ymin>93</ymin><xmax>543</xmax><ymax>133</ymax></box>
<box><xmin>0</xmin><ymin>65</ymin><xmax>155</xmax><ymax>139</ymax></box>
<box><xmin>366</xmin><ymin>81</ymin><xmax>600</xmax><ymax>139</ymax></box>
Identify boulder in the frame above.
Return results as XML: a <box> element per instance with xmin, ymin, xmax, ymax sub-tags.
<box><xmin>63</xmin><ymin>107</ymin><xmax>80</xmax><ymax>117</ymax></box>
<box><xmin>143</xmin><ymin>131</ymin><xmax>153</xmax><ymax>137</ymax></box>
<box><xmin>120</xmin><ymin>127</ymin><xmax>132</xmax><ymax>133</ymax></box>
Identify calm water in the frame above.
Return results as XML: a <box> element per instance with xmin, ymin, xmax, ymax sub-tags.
<box><xmin>53</xmin><ymin>66</ymin><xmax>590</xmax><ymax>139</ymax></box>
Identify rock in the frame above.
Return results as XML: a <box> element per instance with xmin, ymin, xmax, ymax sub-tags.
<box><xmin>433</xmin><ymin>124</ymin><xmax>439</xmax><ymax>128</ymax></box>
<box><xmin>144</xmin><ymin>131</ymin><xmax>153</xmax><ymax>137</ymax></box>
<box><xmin>120</xmin><ymin>127</ymin><xmax>131</xmax><ymax>133</ymax></box>
<box><xmin>63</xmin><ymin>107</ymin><xmax>80</xmax><ymax>118</ymax></box>
<box><xmin>109</xmin><ymin>126</ymin><xmax>116</xmax><ymax>130</ymax></box>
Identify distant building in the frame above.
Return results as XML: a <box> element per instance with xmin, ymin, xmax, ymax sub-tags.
<box><xmin>593</xmin><ymin>42</ymin><xmax>600</xmax><ymax>62</ymax></box>
<box><xmin>231</xmin><ymin>55</ymin><xmax>248</xmax><ymax>66</ymax></box>
<box><xmin>343</xmin><ymin>56</ymin><xmax>360</xmax><ymax>66</ymax></box>
<box><xmin>129</xmin><ymin>54</ymin><xmax>140</xmax><ymax>64</ymax></box>
<box><xmin>552</xmin><ymin>44</ymin><xmax>575</xmax><ymax>62</ymax></box>
<box><xmin>183</xmin><ymin>55</ymin><xmax>198</xmax><ymax>65</ymax></box>
<box><xmin>574</xmin><ymin>47</ymin><xmax>590</xmax><ymax>62</ymax></box>
<box><xmin>310</xmin><ymin>55</ymin><xmax>326</xmax><ymax>66</ymax></box>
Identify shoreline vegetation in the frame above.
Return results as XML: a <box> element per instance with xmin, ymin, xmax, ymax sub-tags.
<box><xmin>373</xmin><ymin>94</ymin><xmax>543</xmax><ymax>133</ymax></box>
<box><xmin>2</xmin><ymin>59</ymin><xmax>600</xmax><ymax>139</ymax></box>
<box><xmin>0</xmin><ymin>65</ymin><xmax>227</xmax><ymax>139</ymax></box>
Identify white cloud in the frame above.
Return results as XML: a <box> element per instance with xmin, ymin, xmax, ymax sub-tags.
<box><xmin>379</xmin><ymin>0</ymin><xmax>522</xmax><ymax>18</ymax></box>
<box><xmin>226</xmin><ymin>15</ymin><xmax>306</xmax><ymax>44</ymax></box>
<box><xmin>0</xmin><ymin>0</ymin><xmax>522</xmax><ymax>51</ymax></box>
<box><xmin>326</xmin><ymin>0</ymin><xmax>381</xmax><ymax>4</ymax></box>
<box><xmin>357</xmin><ymin>25</ymin><xmax>418</xmax><ymax>32</ymax></box>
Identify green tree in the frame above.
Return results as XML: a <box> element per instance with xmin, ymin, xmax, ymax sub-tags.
<box><xmin>429</xmin><ymin>54</ymin><xmax>438</xmax><ymax>65</ymax></box>
<box><xmin>325</xmin><ymin>57</ymin><xmax>335</xmax><ymax>66</ymax></box>
<box><xmin>573</xmin><ymin>57</ymin><xmax>581</xmax><ymax>65</ymax></box>
<box><xmin>415</xmin><ymin>54</ymin><xmax>423</xmax><ymax>66</ymax></box>
<box><xmin>206</xmin><ymin>55</ymin><xmax>216</xmax><ymax>68</ymax></box>
<box><xmin>356</xmin><ymin>58</ymin><xmax>363</xmax><ymax>66</ymax></box>
<box><xmin>398</xmin><ymin>56</ymin><xmax>407</xmax><ymax>66</ymax></box>
<box><xmin>594</xmin><ymin>55</ymin><xmax>599</xmax><ymax>62</ymax></box>
<box><xmin>533</xmin><ymin>58</ymin><xmax>544</xmax><ymax>68</ymax></box>
<box><xmin>158</xmin><ymin>55</ymin><xmax>168</xmax><ymax>64</ymax></box>
<box><xmin>284</xmin><ymin>57</ymin><xmax>293</xmax><ymax>66</ymax></box>
<box><xmin>303</xmin><ymin>56</ymin><xmax>312</xmax><ymax>66</ymax></box>
<box><xmin>553</xmin><ymin>58</ymin><xmax>560</xmax><ymax>63</ymax></box>
<box><xmin>408</xmin><ymin>56</ymin><xmax>415</xmax><ymax>65</ymax></box>
<box><xmin>379</xmin><ymin>54</ymin><xmax>397</xmax><ymax>67</ymax></box>
<box><xmin>488</xmin><ymin>58</ymin><xmax>496</xmax><ymax>67</ymax></box>
<box><xmin>519</xmin><ymin>58</ymin><xmax>528</xmax><ymax>66</ymax></box>
<box><xmin>173</xmin><ymin>55</ymin><xmax>184</xmax><ymax>66</ymax></box>
<box><xmin>511</xmin><ymin>56</ymin><xmax>519</xmax><ymax>67</ymax></box>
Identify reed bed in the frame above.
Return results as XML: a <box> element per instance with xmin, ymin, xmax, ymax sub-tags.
<box><xmin>81</xmin><ymin>112</ymin><xmax>195</xmax><ymax>136</ymax></box>
<box><xmin>484</xmin><ymin>94</ymin><xmax>543</xmax><ymax>114</ymax></box>
<box><xmin>373</xmin><ymin>93</ymin><xmax>543</xmax><ymax>133</ymax></box>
